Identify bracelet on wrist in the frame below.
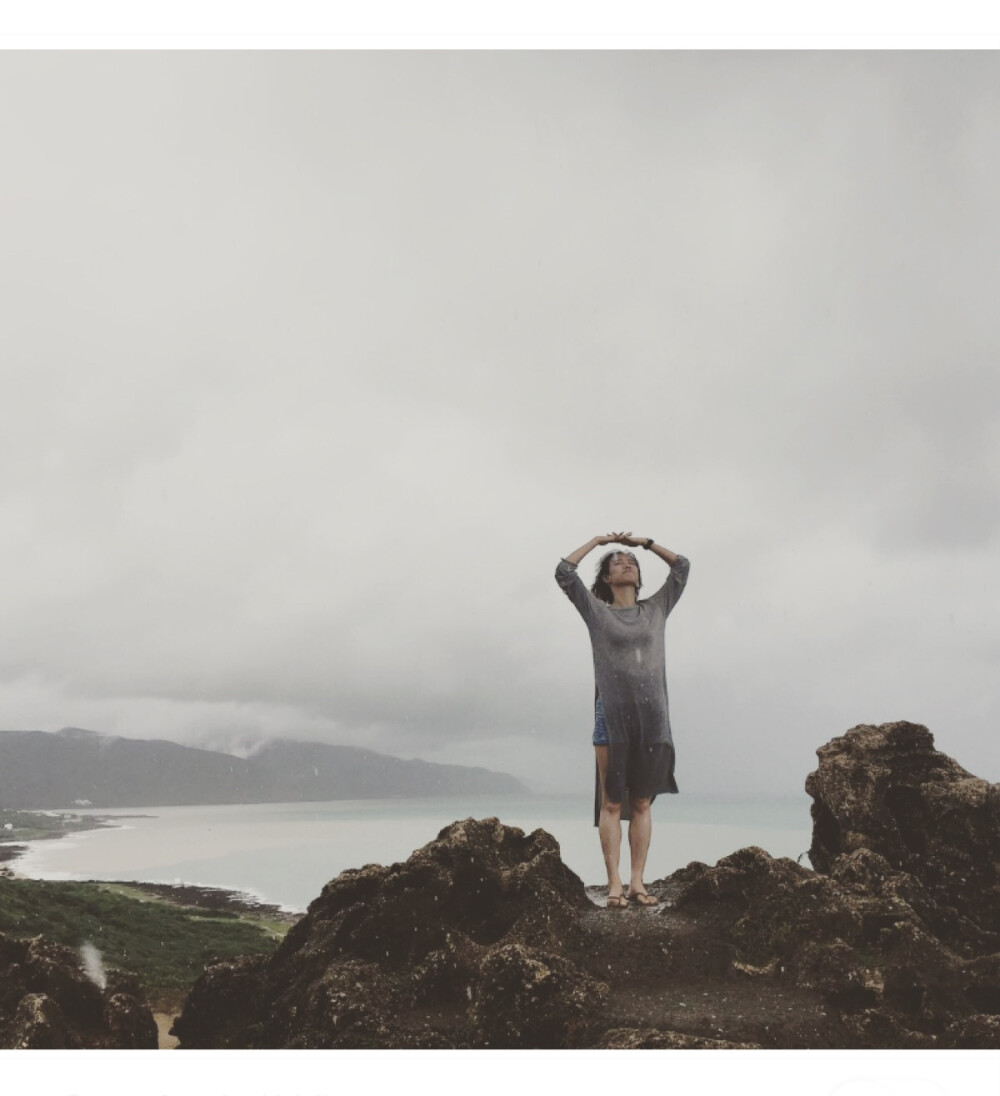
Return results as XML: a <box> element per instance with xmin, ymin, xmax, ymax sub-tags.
<box><xmin>642</xmin><ymin>538</ymin><xmax>654</xmax><ymax>550</ymax></box>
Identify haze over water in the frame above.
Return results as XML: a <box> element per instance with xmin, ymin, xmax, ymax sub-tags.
<box><xmin>15</xmin><ymin>795</ymin><xmax>812</xmax><ymax>911</ymax></box>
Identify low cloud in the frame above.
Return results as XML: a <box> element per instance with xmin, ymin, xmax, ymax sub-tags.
<box><xmin>1</xmin><ymin>52</ymin><xmax>997</xmax><ymax>797</ymax></box>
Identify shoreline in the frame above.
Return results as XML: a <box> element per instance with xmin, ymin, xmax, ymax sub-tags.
<box><xmin>3</xmin><ymin>800</ymin><xmax>810</xmax><ymax>913</ymax></box>
<box><xmin>117</xmin><ymin>880</ymin><xmax>301</xmax><ymax>923</ymax></box>
<box><xmin>1</xmin><ymin>809</ymin><xmax>304</xmax><ymax>920</ymax></box>
<box><xmin>1</xmin><ymin>809</ymin><xmax>119</xmax><ymax>876</ymax></box>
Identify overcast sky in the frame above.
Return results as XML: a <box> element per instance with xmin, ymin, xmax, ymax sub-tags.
<box><xmin>1</xmin><ymin>51</ymin><xmax>997</xmax><ymax>798</ymax></box>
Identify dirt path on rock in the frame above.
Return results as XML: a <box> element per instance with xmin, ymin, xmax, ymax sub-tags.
<box><xmin>579</xmin><ymin>883</ymin><xmax>845</xmax><ymax>1048</ymax></box>
<box><xmin>155</xmin><ymin>1012</ymin><xmax>178</xmax><ymax>1049</ymax></box>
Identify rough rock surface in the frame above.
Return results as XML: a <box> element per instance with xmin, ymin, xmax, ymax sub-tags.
<box><xmin>172</xmin><ymin>723</ymin><xmax>999</xmax><ymax>1049</ymax></box>
<box><xmin>0</xmin><ymin>931</ymin><xmax>157</xmax><ymax>1049</ymax></box>
<box><xmin>173</xmin><ymin>817</ymin><xmax>603</xmax><ymax>1049</ymax></box>
<box><xmin>806</xmin><ymin>721</ymin><xmax>1000</xmax><ymax>946</ymax></box>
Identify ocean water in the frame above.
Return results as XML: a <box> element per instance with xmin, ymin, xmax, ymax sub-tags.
<box><xmin>12</xmin><ymin>794</ymin><xmax>814</xmax><ymax>912</ymax></box>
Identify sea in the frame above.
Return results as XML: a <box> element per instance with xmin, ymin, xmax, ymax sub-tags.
<box><xmin>11</xmin><ymin>794</ymin><xmax>814</xmax><ymax>912</ymax></box>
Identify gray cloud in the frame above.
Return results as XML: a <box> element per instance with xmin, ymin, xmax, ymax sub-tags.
<box><xmin>1</xmin><ymin>51</ymin><xmax>997</xmax><ymax>796</ymax></box>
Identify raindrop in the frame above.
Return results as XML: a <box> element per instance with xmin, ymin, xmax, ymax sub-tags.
<box><xmin>79</xmin><ymin>942</ymin><xmax>107</xmax><ymax>990</ymax></box>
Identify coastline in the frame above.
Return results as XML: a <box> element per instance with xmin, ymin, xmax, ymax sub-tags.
<box><xmin>2</xmin><ymin>796</ymin><xmax>816</xmax><ymax>914</ymax></box>
<box><xmin>1</xmin><ymin>808</ymin><xmax>301</xmax><ymax>922</ymax></box>
<box><xmin>0</xmin><ymin>809</ymin><xmax>117</xmax><ymax>875</ymax></box>
<box><xmin>3</xmin><ymin>723</ymin><xmax>996</xmax><ymax>1051</ymax></box>
<box><xmin>2</xmin><ymin>819</ymin><xmax>301</xmax><ymax>1049</ymax></box>
<box><xmin>117</xmin><ymin>880</ymin><xmax>301</xmax><ymax>924</ymax></box>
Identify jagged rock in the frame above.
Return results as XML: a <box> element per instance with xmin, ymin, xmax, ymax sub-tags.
<box><xmin>8</xmin><ymin>994</ymin><xmax>69</xmax><ymax>1049</ymax></box>
<box><xmin>672</xmin><ymin>846</ymin><xmax>864</xmax><ymax>971</ymax></box>
<box><xmin>173</xmin><ymin>817</ymin><xmax>593</xmax><ymax>1049</ymax></box>
<box><xmin>598</xmin><ymin>1027</ymin><xmax>760</xmax><ymax>1049</ymax></box>
<box><xmin>659</xmin><ymin>837</ymin><xmax>997</xmax><ymax>1048</ymax></box>
<box><xmin>169</xmin><ymin>954</ymin><xmax>269</xmax><ymax>1049</ymax></box>
<box><xmin>170</xmin><ymin>725</ymin><xmax>1000</xmax><ymax>1050</ymax></box>
<box><xmin>0</xmin><ymin>933</ymin><xmax>156</xmax><ymax>1049</ymax></box>
<box><xmin>839</xmin><ymin>1008</ymin><xmax>937</xmax><ymax>1049</ymax></box>
<box><xmin>806</xmin><ymin>721</ymin><xmax>1000</xmax><ymax>943</ymax></box>
<box><xmin>962</xmin><ymin>953</ymin><xmax>1000</xmax><ymax>1015</ymax></box>
<box><xmin>942</xmin><ymin>1013</ymin><xmax>1000</xmax><ymax>1048</ymax></box>
<box><xmin>469</xmin><ymin>942</ymin><xmax>607</xmax><ymax>1048</ymax></box>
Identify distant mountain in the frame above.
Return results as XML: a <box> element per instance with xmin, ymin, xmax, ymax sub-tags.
<box><xmin>0</xmin><ymin>727</ymin><xmax>527</xmax><ymax>809</ymax></box>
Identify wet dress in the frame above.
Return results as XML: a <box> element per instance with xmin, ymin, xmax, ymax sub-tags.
<box><xmin>555</xmin><ymin>555</ymin><xmax>690</xmax><ymax>825</ymax></box>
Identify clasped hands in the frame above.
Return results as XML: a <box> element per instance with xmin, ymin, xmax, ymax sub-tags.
<box><xmin>598</xmin><ymin>531</ymin><xmax>649</xmax><ymax>548</ymax></box>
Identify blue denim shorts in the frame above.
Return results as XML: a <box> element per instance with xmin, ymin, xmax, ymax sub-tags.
<box><xmin>592</xmin><ymin>695</ymin><xmax>610</xmax><ymax>746</ymax></box>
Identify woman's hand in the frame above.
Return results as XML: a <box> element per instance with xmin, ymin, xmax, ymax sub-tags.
<box><xmin>564</xmin><ymin>532</ymin><xmax>656</xmax><ymax>566</ymax></box>
<box><xmin>576</xmin><ymin>532</ymin><xmax>679</xmax><ymax>567</ymax></box>
<box><xmin>565</xmin><ymin>533</ymin><xmax>625</xmax><ymax>564</ymax></box>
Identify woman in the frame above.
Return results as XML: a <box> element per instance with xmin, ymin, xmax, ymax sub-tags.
<box><xmin>555</xmin><ymin>532</ymin><xmax>690</xmax><ymax>908</ymax></box>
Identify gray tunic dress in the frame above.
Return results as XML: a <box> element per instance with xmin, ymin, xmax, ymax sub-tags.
<box><xmin>555</xmin><ymin>555</ymin><xmax>690</xmax><ymax>825</ymax></box>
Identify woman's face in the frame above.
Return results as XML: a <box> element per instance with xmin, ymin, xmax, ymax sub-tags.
<box><xmin>605</xmin><ymin>552</ymin><xmax>639</xmax><ymax>587</ymax></box>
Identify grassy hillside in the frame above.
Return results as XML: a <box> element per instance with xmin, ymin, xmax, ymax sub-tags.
<box><xmin>0</xmin><ymin>876</ymin><xmax>287</xmax><ymax>996</ymax></box>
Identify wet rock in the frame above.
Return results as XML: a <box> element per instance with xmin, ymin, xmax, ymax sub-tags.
<box><xmin>598</xmin><ymin>1027</ymin><xmax>760</xmax><ymax>1048</ymax></box>
<box><xmin>171</xmin><ymin>725</ymin><xmax>1000</xmax><ymax>1049</ymax></box>
<box><xmin>469</xmin><ymin>942</ymin><xmax>607</xmax><ymax>1048</ymax></box>
<box><xmin>409</xmin><ymin>930</ymin><xmax>484</xmax><ymax>1005</ymax></box>
<box><xmin>672</xmin><ymin>846</ymin><xmax>864</xmax><ymax>973</ymax></box>
<box><xmin>169</xmin><ymin>954</ymin><xmax>269</xmax><ymax>1049</ymax></box>
<box><xmin>651</xmin><ymin>724</ymin><xmax>1000</xmax><ymax>1048</ymax></box>
<box><xmin>0</xmin><ymin>933</ymin><xmax>156</xmax><ymax>1049</ymax></box>
<box><xmin>173</xmin><ymin>817</ymin><xmax>594</xmax><ymax>1049</ymax></box>
<box><xmin>941</xmin><ymin>1013</ymin><xmax>1000</xmax><ymax>1048</ymax></box>
<box><xmin>839</xmin><ymin>1008</ymin><xmax>937</xmax><ymax>1049</ymax></box>
<box><xmin>806</xmin><ymin>721</ymin><xmax>1000</xmax><ymax>944</ymax></box>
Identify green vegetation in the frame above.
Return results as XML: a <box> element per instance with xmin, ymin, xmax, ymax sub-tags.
<box><xmin>0</xmin><ymin>808</ymin><xmax>107</xmax><ymax>843</ymax></box>
<box><xmin>0</xmin><ymin>876</ymin><xmax>286</xmax><ymax>994</ymax></box>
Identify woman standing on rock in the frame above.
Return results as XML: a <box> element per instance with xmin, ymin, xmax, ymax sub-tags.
<box><xmin>555</xmin><ymin>533</ymin><xmax>690</xmax><ymax>909</ymax></box>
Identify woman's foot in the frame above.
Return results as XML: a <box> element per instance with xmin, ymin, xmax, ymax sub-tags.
<box><xmin>628</xmin><ymin>887</ymin><xmax>659</xmax><ymax>907</ymax></box>
<box><xmin>606</xmin><ymin>887</ymin><xmax>628</xmax><ymax>909</ymax></box>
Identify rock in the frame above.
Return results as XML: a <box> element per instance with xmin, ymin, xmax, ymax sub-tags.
<box><xmin>597</xmin><ymin>1027</ymin><xmax>760</xmax><ymax>1048</ymax></box>
<box><xmin>0</xmin><ymin>933</ymin><xmax>157</xmax><ymax>1049</ymax></box>
<box><xmin>169</xmin><ymin>954</ymin><xmax>269</xmax><ymax>1049</ymax></box>
<box><xmin>173</xmin><ymin>817</ymin><xmax>594</xmax><ymax>1049</ymax></box>
<box><xmin>805</xmin><ymin>721</ymin><xmax>1000</xmax><ymax>944</ymax></box>
<box><xmin>170</xmin><ymin>725</ymin><xmax>1000</xmax><ymax>1050</ymax></box>
<box><xmin>941</xmin><ymin>1013</ymin><xmax>1000</xmax><ymax>1048</ymax></box>
<box><xmin>648</xmin><ymin>723</ymin><xmax>1000</xmax><ymax>1048</ymax></box>
<box><xmin>8</xmin><ymin>994</ymin><xmax>69</xmax><ymax>1049</ymax></box>
<box><xmin>671</xmin><ymin>846</ymin><xmax>864</xmax><ymax>973</ymax></box>
<box><xmin>469</xmin><ymin>943</ymin><xmax>607</xmax><ymax>1049</ymax></box>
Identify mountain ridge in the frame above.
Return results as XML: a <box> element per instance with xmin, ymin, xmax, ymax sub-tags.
<box><xmin>0</xmin><ymin>727</ymin><xmax>527</xmax><ymax>808</ymax></box>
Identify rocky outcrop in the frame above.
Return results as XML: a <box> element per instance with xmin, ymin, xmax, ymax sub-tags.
<box><xmin>806</xmin><ymin>721</ymin><xmax>1000</xmax><ymax>947</ymax></box>
<box><xmin>172</xmin><ymin>817</ymin><xmax>604</xmax><ymax>1049</ymax></box>
<box><xmin>0</xmin><ymin>932</ymin><xmax>157</xmax><ymax>1049</ymax></box>
<box><xmin>171</xmin><ymin>722</ymin><xmax>999</xmax><ymax>1050</ymax></box>
<box><xmin>666</xmin><ymin>844</ymin><xmax>999</xmax><ymax>1048</ymax></box>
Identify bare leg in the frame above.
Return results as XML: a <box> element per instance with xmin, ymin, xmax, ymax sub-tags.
<box><xmin>595</xmin><ymin>746</ymin><xmax>624</xmax><ymax>903</ymax></box>
<box><xmin>627</xmin><ymin>797</ymin><xmax>655</xmax><ymax>902</ymax></box>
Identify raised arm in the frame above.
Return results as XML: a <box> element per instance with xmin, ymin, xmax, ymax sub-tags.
<box><xmin>616</xmin><ymin>534</ymin><xmax>689</xmax><ymax>615</ymax></box>
<box><xmin>555</xmin><ymin>533</ymin><xmax>621</xmax><ymax>622</ymax></box>
<box><xmin>615</xmin><ymin>534</ymin><xmax>680</xmax><ymax>567</ymax></box>
<box><xmin>562</xmin><ymin>533</ymin><xmax>619</xmax><ymax>566</ymax></box>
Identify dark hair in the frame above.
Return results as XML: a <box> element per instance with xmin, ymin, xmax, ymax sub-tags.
<box><xmin>590</xmin><ymin>550</ymin><xmax>642</xmax><ymax>605</ymax></box>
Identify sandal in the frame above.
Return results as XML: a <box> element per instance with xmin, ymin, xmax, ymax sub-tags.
<box><xmin>606</xmin><ymin>891</ymin><xmax>628</xmax><ymax>909</ymax></box>
<box><xmin>628</xmin><ymin>889</ymin><xmax>660</xmax><ymax>907</ymax></box>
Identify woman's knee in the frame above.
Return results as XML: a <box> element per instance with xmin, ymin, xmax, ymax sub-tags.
<box><xmin>601</xmin><ymin>798</ymin><xmax>622</xmax><ymax>817</ymax></box>
<box><xmin>628</xmin><ymin>797</ymin><xmax>652</xmax><ymax>815</ymax></box>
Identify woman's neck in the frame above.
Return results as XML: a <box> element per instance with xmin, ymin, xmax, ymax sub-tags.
<box><xmin>610</xmin><ymin>588</ymin><xmax>637</xmax><ymax>609</ymax></box>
